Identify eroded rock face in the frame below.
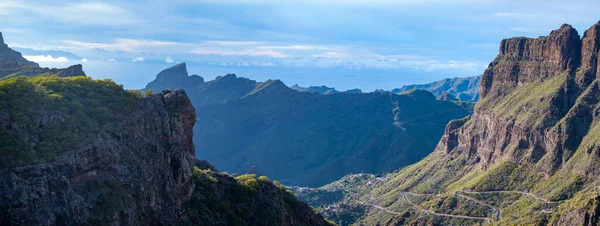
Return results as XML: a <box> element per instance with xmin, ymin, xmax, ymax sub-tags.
<box><xmin>0</xmin><ymin>90</ymin><xmax>196</xmax><ymax>225</ymax></box>
<box><xmin>441</xmin><ymin>23</ymin><xmax>600</xmax><ymax>171</ymax></box>
<box><xmin>480</xmin><ymin>24</ymin><xmax>581</xmax><ymax>99</ymax></box>
<box><xmin>579</xmin><ymin>22</ymin><xmax>600</xmax><ymax>87</ymax></box>
<box><xmin>435</xmin><ymin>22</ymin><xmax>600</xmax><ymax>225</ymax></box>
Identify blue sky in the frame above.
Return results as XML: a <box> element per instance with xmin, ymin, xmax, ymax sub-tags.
<box><xmin>1</xmin><ymin>0</ymin><xmax>600</xmax><ymax>91</ymax></box>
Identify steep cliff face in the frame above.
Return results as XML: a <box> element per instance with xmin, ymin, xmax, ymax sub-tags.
<box><xmin>0</xmin><ymin>76</ymin><xmax>332</xmax><ymax>226</ymax></box>
<box><xmin>354</xmin><ymin>22</ymin><xmax>600</xmax><ymax>225</ymax></box>
<box><xmin>480</xmin><ymin>24</ymin><xmax>581</xmax><ymax>99</ymax></box>
<box><xmin>0</xmin><ymin>76</ymin><xmax>196</xmax><ymax>225</ymax></box>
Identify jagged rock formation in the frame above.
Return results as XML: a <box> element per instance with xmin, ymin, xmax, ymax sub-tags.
<box><xmin>144</xmin><ymin>63</ymin><xmax>204</xmax><ymax>93</ymax></box>
<box><xmin>393</xmin><ymin>75</ymin><xmax>480</xmax><ymax>102</ymax></box>
<box><xmin>0</xmin><ymin>32</ymin><xmax>86</xmax><ymax>78</ymax></box>
<box><xmin>144</xmin><ymin>65</ymin><xmax>470</xmax><ymax>187</ymax></box>
<box><xmin>0</xmin><ymin>76</ymin><xmax>332</xmax><ymax>226</ymax></box>
<box><xmin>351</xmin><ymin>22</ymin><xmax>600</xmax><ymax>225</ymax></box>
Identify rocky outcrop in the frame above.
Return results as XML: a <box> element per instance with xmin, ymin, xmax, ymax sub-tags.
<box><xmin>144</xmin><ymin>63</ymin><xmax>204</xmax><ymax>92</ymax></box>
<box><xmin>578</xmin><ymin>21</ymin><xmax>600</xmax><ymax>88</ymax></box>
<box><xmin>57</xmin><ymin>64</ymin><xmax>86</xmax><ymax>77</ymax></box>
<box><xmin>480</xmin><ymin>24</ymin><xmax>581</xmax><ymax>99</ymax></box>
<box><xmin>0</xmin><ymin>88</ymin><xmax>196</xmax><ymax>225</ymax></box>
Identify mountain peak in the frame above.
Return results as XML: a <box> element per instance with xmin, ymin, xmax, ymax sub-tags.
<box><xmin>245</xmin><ymin>79</ymin><xmax>292</xmax><ymax>97</ymax></box>
<box><xmin>0</xmin><ymin>32</ymin><xmax>4</xmax><ymax>45</ymax></box>
<box><xmin>156</xmin><ymin>62</ymin><xmax>188</xmax><ymax>80</ymax></box>
<box><xmin>145</xmin><ymin>62</ymin><xmax>205</xmax><ymax>91</ymax></box>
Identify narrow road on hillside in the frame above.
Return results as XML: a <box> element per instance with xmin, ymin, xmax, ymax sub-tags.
<box><xmin>460</xmin><ymin>190</ymin><xmax>558</xmax><ymax>204</ymax></box>
<box><xmin>364</xmin><ymin>193</ymin><xmax>493</xmax><ymax>223</ymax></box>
<box><xmin>364</xmin><ymin>189</ymin><xmax>560</xmax><ymax>224</ymax></box>
<box><xmin>455</xmin><ymin>191</ymin><xmax>501</xmax><ymax>221</ymax></box>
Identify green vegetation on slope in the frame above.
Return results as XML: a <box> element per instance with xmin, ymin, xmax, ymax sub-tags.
<box><xmin>0</xmin><ymin>75</ymin><xmax>141</xmax><ymax>168</ymax></box>
<box><xmin>186</xmin><ymin>167</ymin><xmax>336</xmax><ymax>226</ymax></box>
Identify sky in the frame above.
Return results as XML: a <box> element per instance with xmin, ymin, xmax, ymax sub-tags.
<box><xmin>1</xmin><ymin>0</ymin><xmax>600</xmax><ymax>91</ymax></box>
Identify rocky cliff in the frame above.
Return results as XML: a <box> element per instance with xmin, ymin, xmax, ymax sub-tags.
<box><xmin>343</xmin><ymin>22</ymin><xmax>600</xmax><ymax>225</ymax></box>
<box><xmin>0</xmin><ymin>76</ymin><xmax>196</xmax><ymax>225</ymax></box>
<box><xmin>0</xmin><ymin>76</ymin><xmax>332</xmax><ymax>225</ymax></box>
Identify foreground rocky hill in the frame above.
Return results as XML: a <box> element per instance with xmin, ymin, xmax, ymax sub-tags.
<box><xmin>0</xmin><ymin>75</ymin><xmax>332</xmax><ymax>225</ymax></box>
<box><xmin>0</xmin><ymin>32</ymin><xmax>85</xmax><ymax>78</ymax></box>
<box><xmin>310</xmin><ymin>22</ymin><xmax>600</xmax><ymax>225</ymax></box>
<box><xmin>144</xmin><ymin>66</ymin><xmax>470</xmax><ymax>187</ymax></box>
<box><xmin>392</xmin><ymin>75</ymin><xmax>480</xmax><ymax>102</ymax></box>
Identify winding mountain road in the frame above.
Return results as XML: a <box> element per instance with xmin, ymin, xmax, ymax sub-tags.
<box><xmin>399</xmin><ymin>191</ymin><xmax>494</xmax><ymax>223</ymax></box>
<box><xmin>460</xmin><ymin>190</ymin><xmax>557</xmax><ymax>204</ymax></box>
<box><xmin>455</xmin><ymin>191</ymin><xmax>501</xmax><ymax>221</ymax></box>
<box><xmin>365</xmin><ymin>190</ymin><xmax>559</xmax><ymax>224</ymax></box>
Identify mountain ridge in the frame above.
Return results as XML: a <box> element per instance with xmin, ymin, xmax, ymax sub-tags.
<box><xmin>393</xmin><ymin>75</ymin><xmax>480</xmax><ymax>102</ymax></box>
<box><xmin>144</xmin><ymin>64</ymin><xmax>471</xmax><ymax>187</ymax></box>
<box><xmin>0</xmin><ymin>32</ymin><xmax>86</xmax><ymax>78</ymax></box>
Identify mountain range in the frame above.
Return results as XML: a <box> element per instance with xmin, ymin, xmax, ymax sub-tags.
<box><xmin>144</xmin><ymin>64</ymin><xmax>470</xmax><ymax>187</ymax></box>
<box><xmin>290</xmin><ymin>84</ymin><xmax>363</xmax><ymax>94</ymax></box>
<box><xmin>298</xmin><ymin>22</ymin><xmax>600</xmax><ymax>226</ymax></box>
<box><xmin>392</xmin><ymin>75</ymin><xmax>481</xmax><ymax>102</ymax></box>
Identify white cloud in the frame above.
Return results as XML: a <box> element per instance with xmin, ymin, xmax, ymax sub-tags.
<box><xmin>311</xmin><ymin>51</ymin><xmax>350</xmax><ymax>59</ymax></box>
<box><xmin>202</xmin><ymin>41</ymin><xmax>263</xmax><ymax>46</ymax></box>
<box><xmin>0</xmin><ymin>1</ymin><xmax>139</xmax><ymax>26</ymax></box>
<box><xmin>23</xmin><ymin>55</ymin><xmax>69</xmax><ymax>63</ymax></box>
<box><xmin>132</xmin><ymin>57</ymin><xmax>145</xmax><ymax>62</ymax></box>
<box><xmin>492</xmin><ymin>12</ymin><xmax>534</xmax><ymax>18</ymax></box>
<box><xmin>192</xmin><ymin>49</ymin><xmax>288</xmax><ymax>58</ymax></box>
<box><xmin>108</xmin><ymin>58</ymin><xmax>115</xmax><ymax>62</ymax></box>
<box><xmin>81</xmin><ymin>58</ymin><xmax>88</xmax><ymax>62</ymax></box>
<box><xmin>259</xmin><ymin>45</ymin><xmax>331</xmax><ymax>50</ymax></box>
<box><xmin>166</xmin><ymin>56</ymin><xmax>175</xmax><ymax>63</ymax></box>
<box><xmin>511</xmin><ymin>27</ymin><xmax>550</xmax><ymax>34</ymax></box>
<box><xmin>65</xmin><ymin>39</ymin><xmax>181</xmax><ymax>52</ymax></box>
